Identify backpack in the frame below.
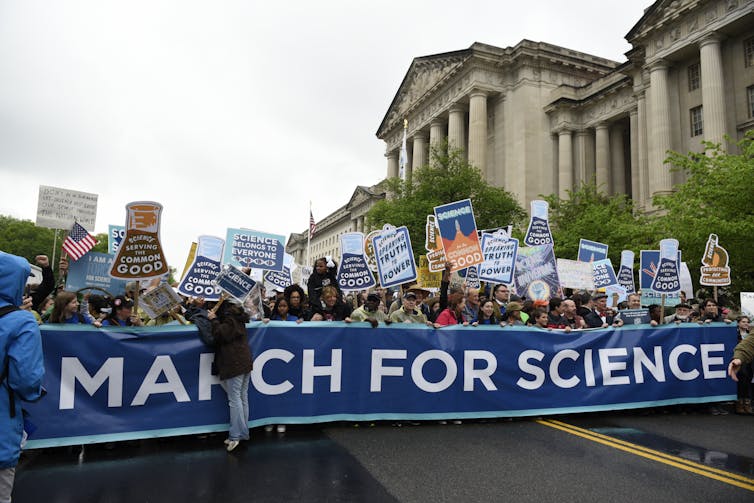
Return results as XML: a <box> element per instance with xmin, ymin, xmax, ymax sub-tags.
<box><xmin>0</xmin><ymin>305</ymin><xmax>20</xmax><ymax>417</ymax></box>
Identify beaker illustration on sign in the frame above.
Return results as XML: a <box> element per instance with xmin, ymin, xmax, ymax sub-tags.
<box><xmin>110</xmin><ymin>201</ymin><xmax>169</xmax><ymax>279</ymax></box>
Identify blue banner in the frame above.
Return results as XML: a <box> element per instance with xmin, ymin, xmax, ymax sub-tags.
<box><xmin>216</xmin><ymin>265</ymin><xmax>256</xmax><ymax>301</ymax></box>
<box><xmin>108</xmin><ymin>225</ymin><xmax>125</xmax><ymax>254</ymax></box>
<box><xmin>372</xmin><ymin>225</ymin><xmax>417</xmax><ymax>288</ymax></box>
<box><xmin>478</xmin><ymin>232</ymin><xmax>517</xmax><ymax>284</ymax></box>
<box><xmin>592</xmin><ymin>258</ymin><xmax>618</xmax><ymax>289</ymax></box>
<box><xmin>514</xmin><ymin>245</ymin><xmax>560</xmax><ymax>300</ymax></box>
<box><xmin>24</xmin><ymin>323</ymin><xmax>737</xmax><ymax>449</ymax></box>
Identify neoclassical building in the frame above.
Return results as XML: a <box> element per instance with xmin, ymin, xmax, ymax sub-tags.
<box><xmin>377</xmin><ymin>0</ymin><xmax>754</xmax><ymax>209</ymax></box>
<box><xmin>288</xmin><ymin>0</ymin><xmax>754</xmax><ymax>264</ymax></box>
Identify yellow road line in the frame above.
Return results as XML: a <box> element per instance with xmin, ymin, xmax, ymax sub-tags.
<box><xmin>536</xmin><ymin>419</ymin><xmax>754</xmax><ymax>492</ymax></box>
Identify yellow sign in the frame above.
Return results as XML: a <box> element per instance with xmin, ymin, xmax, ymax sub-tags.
<box><xmin>424</xmin><ymin>215</ymin><xmax>446</xmax><ymax>272</ymax></box>
<box><xmin>418</xmin><ymin>255</ymin><xmax>442</xmax><ymax>290</ymax></box>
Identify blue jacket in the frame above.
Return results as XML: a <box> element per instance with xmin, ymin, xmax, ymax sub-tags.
<box><xmin>0</xmin><ymin>252</ymin><xmax>45</xmax><ymax>469</ymax></box>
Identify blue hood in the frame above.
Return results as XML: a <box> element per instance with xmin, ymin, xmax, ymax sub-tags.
<box><xmin>0</xmin><ymin>251</ymin><xmax>30</xmax><ymax>308</ymax></box>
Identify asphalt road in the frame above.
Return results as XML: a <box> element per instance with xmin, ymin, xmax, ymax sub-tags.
<box><xmin>13</xmin><ymin>409</ymin><xmax>754</xmax><ymax>502</ymax></box>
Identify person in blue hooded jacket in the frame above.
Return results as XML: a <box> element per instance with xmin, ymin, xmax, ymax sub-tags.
<box><xmin>0</xmin><ymin>252</ymin><xmax>45</xmax><ymax>503</ymax></box>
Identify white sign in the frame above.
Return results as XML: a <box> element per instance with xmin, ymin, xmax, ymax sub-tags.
<box><xmin>36</xmin><ymin>185</ymin><xmax>98</xmax><ymax>231</ymax></box>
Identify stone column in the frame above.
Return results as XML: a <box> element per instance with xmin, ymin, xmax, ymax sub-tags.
<box><xmin>386</xmin><ymin>151</ymin><xmax>399</xmax><ymax>179</ymax></box>
<box><xmin>468</xmin><ymin>91</ymin><xmax>488</xmax><ymax>177</ymax></box>
<box><xmin>575</xmin><ymin>130</ymin><xmax>594</xmax><ymax>185</ymax></box>
<box><xmin>610</xmin><ymin>124</ymin><xmax>626</xmax><ymax>195</ymax></box>
<box><xmin>636</xmin><ymin>91</ymin><xmax>649</xmax><ymax>207</ymax></box>
<box><xmin>629</xmin><ymin>109</ymin><xmax>639</xmax><ymax>202</ymax></box>
<box><xmin>412</xmin><ymin>133</ymin><xmax>427</xmax><ymax>171</ymax></box>
<box><xmin>429</xmin><ymin>119</ymin><xmax>445</xmax><ymax>167</ymax></box>
<box><xmin>595</xmin><ymin>123</ymin><xmax>610</xmax><ymax>193</ymax></box>
<box><xmin>557</xmin><ymin>129</ymin><xmax>573</xmax><ymax>198</ymax></box>
<box><xmin>647</xmin><ymin>60</ymin><xmax>673</xmax><ymax>197</ymax></box>
<box><xmin>448</xmin><ymin>105</ymin><xmax>465</xmax><ymax>152</ymax></box>
<box><xmin>699</xmin><ymin>34</ymin><xmax>727</xmax><ymax>151</ymax></box>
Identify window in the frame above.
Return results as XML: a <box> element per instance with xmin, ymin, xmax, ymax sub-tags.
<box><xmin>749</xmin><ymin>86</ymin><xmax>754</xmax><ymax>118</ymax></box>
<box><xmin>687</xmin><ymin>63</ymin><xmax>700</xmax><ymax>91</ymax></box>
<box><xmin>746</xmin><ymin>37</ymin><xmax>754</xmax><ymax>67</ymax></box>
<box><xmin>690</xmin><ymin>106</ymin><xmax>703</xmax><ymax>137</ymax></box>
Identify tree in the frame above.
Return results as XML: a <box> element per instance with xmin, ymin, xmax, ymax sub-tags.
<box><xmin>0</xmin><ymin>215</ymin><xmax>57</xmax><ymax>265</ymax></box>
<box><xmin>543</xmin><ymin>182</ymin><xmax>659</xmax><ymax>267</ymax></box>
<box><xmin>367</xmin><ymin>142</ymin><xmax>526</xmax><ymax>258</ymax></box>
<box><xmin>654</xmin><ymin>132</ymin><xmax>754</xmax><ymax>301</ymax></box>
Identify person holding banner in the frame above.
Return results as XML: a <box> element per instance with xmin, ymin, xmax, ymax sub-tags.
<box><xmin>283</xmin><ymin>285</ymin><xmax>311</xmax><ymax>321</ymax></box>
<box><xmin>698</xmin><ymin>298</ymin><xmax>731</xmax><ymax>324</ymax></box>
<box><xmin>310</xmin><ymin>286</ymin><xmax>352</xmax><ymax>322</ymax></box>
<box><xmin>434</xmin><ymin>296</ymin><xmax>469</xmax><ymax>327</ymax></box>
<box><xmin>389</xmin><ymin>291</ymin><xmax>431</xmax><ymax>325</ymax></box>
<box><xmin>584</xmin><ymin>293</ymin><xmax>622</xmax><ymax>328</ymax></box>
<box><xmin>207</xmin><ymin>301</ymin><xmax>253</xmax><ymax>452</ymax></box>
<box><xmin>472</xmin><ymin>300</ymin><xmax>503</xmax><ymax>327</ymax></box>
<box><xmin>100</xmin><ymin>296</ymin><xmax>143</xmax><ymax>327</ymax></box>
<box><xmin>47</xmin><ymin>291</ymin><xmax>93</xmax><ymax>325</ymax></box>
<box><xmin>728</xmin><ymin>329</ymin><xmax>754</xmax><ymax>415</ymax></box>
<box><xmin>732</xmin><ymin>316</ymin><xmax>752</xmax><ymax>415</ymax></box>
<box><xmin>269</xmin><ymin>298</ymin><xmax>300</xmax><ymax>323</ymax></box>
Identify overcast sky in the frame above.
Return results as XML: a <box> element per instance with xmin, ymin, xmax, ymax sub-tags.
<box><xmin>0</xmin><ymin>0</ymin><xmax>651</xmax><ymax>268</ymax></box>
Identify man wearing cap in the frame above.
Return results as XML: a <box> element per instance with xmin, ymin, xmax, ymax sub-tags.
<box><xmin>390</xmin><ymin>291</ymin><xmax>431</xmax><ymax>325</ymax></box>
<box><xmin>348</xmin><ymin>293</ymin><xmax>390</xmax><ymax>328</ymax></box>
<box><xmin>584</xmin><ymin>293</ymin><xmax>622</xmax><ymax>328</ymax></box>
<box><xmin>502</xmin><ymin>301</ymin><xmax>526</xmax><ymax>326</ymax></box>
<box><xmin>664</xmin><ymin>302</ymin><xmax>694</xmax><ymax>324</ymax></box>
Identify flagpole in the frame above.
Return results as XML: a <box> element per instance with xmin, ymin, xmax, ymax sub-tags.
<box><xmin>306</xmin><ymin>201</ymin><xmax>312</xmax><ymax>268</ymax></box>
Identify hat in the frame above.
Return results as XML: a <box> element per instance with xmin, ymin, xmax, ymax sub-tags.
<box><xmin>112</xmin><ymin>295</ymin><xmax>133</xmax><ymax>310</ymax></box>
<box><xmin>506</xmin><ymin>301</ymin><xmax>522</xmax><ymax>312</ymax></box>
<box><xmin>367</xmin><ymin>293</ymin><xmax>381</xmax><ymax>303</ymax></box>
<box><xmin>593</xmin><ymin>293</ymin><xmax>608</xmax><ymax>300</ymax></box>
<box><xmin>406</xmin><ymin>284</ymin><xmax>430</xmax><ymax>295</ymax></box>
<box><xmin>675</xmin><ymin>302</ymin><xmax>691</xmax><ymax>309</ymax></box>
<box><xmin>403</xmin><ymin>291</ymin><xmax>417</xmax><ymax>300</ymax></box>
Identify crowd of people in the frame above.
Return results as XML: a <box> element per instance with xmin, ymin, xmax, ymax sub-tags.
<box><xmin>2</xmin><ymin>250</ymin><xmax>753</xmax><ymax>480</ymax></box>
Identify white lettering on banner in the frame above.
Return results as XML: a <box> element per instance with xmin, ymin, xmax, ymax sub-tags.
<box><xmin>59</xmin><ymin>357</ymin><xmax>124</xmax><ymax>409</ymax></box>
<box><xmin>56</xmin><ymin>343</ymin><xmax>728</xmax><ymax>409</ymax></box>
<box><xmin>435</xmin><ymin>206</ymin><xmax>472</xmax><ymax>220</ymax></box>
<box><xmin>302</xmin><ymin>349</ymin><xmax>342</xmax><ymax>394</ymax></box>
<box><xmin>515</xmin><ymin>343</ymin><xmax>726</xmax><ymax>390</ymax></box>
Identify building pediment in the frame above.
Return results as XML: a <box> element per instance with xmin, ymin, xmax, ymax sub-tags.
<box><xmin>377</xmin><ymin>49</ymin><xmax>471</xmax><ymax>138</ymax></box>
<box><xmin>626</xmin><ymin>0</ymin><xmax>699</xmax><ymax>43</ymax></box>
<box><xmin>346</xmin><ymin>185</ymin><xmax>385</xmax><ymax>211</ymax></box>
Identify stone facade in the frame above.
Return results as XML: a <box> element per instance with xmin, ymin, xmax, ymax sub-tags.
<box><xmin>378</xmin><ymin>0</ymin><xmax>754</xmax><ymax>210</ymax></box>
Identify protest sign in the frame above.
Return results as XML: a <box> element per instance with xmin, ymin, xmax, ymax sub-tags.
<box><xmin>523</xmin><ymin>200</ymin><xmax>553</xmax><ymax>247</ymax></box>
<box><xmin>640</xmin><ymin>250</ymin><xmax>681</xmax><ymax>307</ymax></box>
<box><xmin>363</xmin><ymin>230</ymin><xmax>381</xmax><ymax>273</ymax></box>
<box><xmin>514</xmin><ymin>245</ymin><xmax>560</xmax><ymax>301</ymax></box>
<box><xmin>741</xmin><ymin>292</ymin><xmax>754</xmax><ymax>318</ymax></box>
<box><xmin>264</xmin><ymin>254</ymin><xmax>294</xmax><ymax>292</ymax></box>
<box><xmin>606</xmin><ymin>284</ymin><xmax>628</xmax><ymax>306</ymax></box>
<box><xmin>577</xmin><ymin>239</ymin><xmax>608</xmax><ymax>262</ymax></box>
<box><xmin>336</xmin><ymin>232</ymin><xmax>375</xmax><ymax>291</ymax></box>
<box><xmin>617</xmin><ymin>308</ymin><xmax>651</xmax><ymax>325</ymax></box>
<box><xmin>139</xmin><ymin>283</ymin><xmax>183</xmax><ymax>320</ymax></box>
<box><xmin>556</xmin><ymin>259</ymin><xmax>594</xmax><ymax>290</ymax></box>
<box><xmin>418</xmin><ymin>255</ymin><xmax>442</xmax><ymax>290</ymax></box>
<box><xmin>433</xmin><ymin>199</ymin><xmax>483</xmax><ymax>272</ymax></box>
<box><xmin>180</xmin><ymin>242</ymin><xmax>197</xmax><ymax>281</ymax></box>
<box><xmin>372</xmin><ymin>225</ymin><xmax>417</xmax><ymax>288</ymax></box>
<box><xmin>108</xmin><ymin>225</ymin><xmax>125</xmax><ymax>254</ymax></box>
<box><xmin>424</xmin><ymin>215</ymin><xmax>446</xmax><ymax>273</ymax></box>
<box><xmin>66</xmin><ymin>252</ymin><xmax>128</xmax><ymax>296</ymax></box>
<box><xmin>216</xmin><ymin>264</ymin><xmax>257</xmax><ymax>302</ymax></box>
<box><xmin>617</xmin><ymin>250</ymin><xmax>635</xmax><ymax>293</ymax></box>
<box><xmin>177</xmin><ymin>235</ymin><xmax>224</xmax><ymax>300</ymax></box>
<box><xmin>459</xmin><ymin>266</ymin><xmax>480</xmax><ymax>290</ymax></box>
<box><xmin>478</xmin><ymin>230</ymin><xmax>518</xmax><ymax>284</ymax></box>
<box><xmin>651</xmin><ymin>239</ymin><xmax>681</xmax><ymax>294</ymax></box>
<box><xmin>592</xmin><ymin>259</ymin><xmax>618</xmax><ymax>289</ymax></box>
<box><xmin>35</xmin><ymin>185</ymin><xmax>98</xmax><ymax>231</ymax></box>
<box><xmin>700</xmin><ymin>234</ymin><xmax>731</xmax><ymax>286</ymax></box>
<box><xmin>110</xmin><ymin>201</ymin><xmax>169</xmax><ymax>280</ymax></box>
<box><xmin>223</xmin><ymin>228</ymin><xmax>285</xmax><ymax>272</ymax></box>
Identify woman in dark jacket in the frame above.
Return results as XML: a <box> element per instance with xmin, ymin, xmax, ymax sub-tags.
<box><xmin>209</xmin><ymin>301</ymin><xmax>253</xmax><ymax>452</ymax></box>
<box><xmin>306</xmin><ymin>257</ymin><xmax>340</xmax><ymax>309</ymax></box>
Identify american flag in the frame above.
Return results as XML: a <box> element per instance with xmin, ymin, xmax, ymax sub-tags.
<box><xmin>63</xmin><ymin>222</ymin><xmax>98</xmax><ymax>261</ymax></box>
<box><xmin>309</xmin><ymin>210</ymin><xmax>317</xmax><ymax>238</ymax></box>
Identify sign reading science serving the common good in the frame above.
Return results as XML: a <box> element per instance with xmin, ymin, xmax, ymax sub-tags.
<box><xmin>109</xmin><ymin>201</ymin><xmax>169</xmax><ymax>280</ymax></box>
<box><xmin>223</xmin><ymin>228</ymin><xmax>285</xmax><ymax>272</ymax></box>
<box><xmin>433</xmin><ymin>199</ymin><xmax>483</xmax><ymax>272</ymax></box>
<box><xmin>372</xmin><ymin>224</ymin><xmax>417</xmax><ymax>288</ymax></box>
<box><xmin>177</xmin><ymin>235</ymin><xmax>224</xmax><ymax>300</ymax></box>
<box><xmin>336</xmin><ymin>232</ymin><xmax>375</xmax><ymax>291</ymax></box>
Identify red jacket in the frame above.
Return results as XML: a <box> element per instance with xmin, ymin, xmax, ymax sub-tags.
<box><xmin>435</xmin><ymin>308</ymin><xmax>459</xmax><ymax>326</ymax></box>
